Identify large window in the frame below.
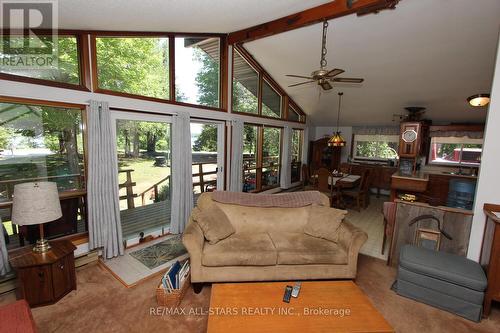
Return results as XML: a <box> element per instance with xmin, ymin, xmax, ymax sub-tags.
<box><xmin>232</xmin><ymin>50</ymin><xmax>259</xmax><ymax>114</ymax></box>
<box><xmin>0</xmin><ymin>101</ymin><xmax>86</xmax><ymax>250</ymax></box>
<box><xmin>0</xmin><ymin>35</ymin><xmax>81</xmax><ymax>86</ymax></box>
<box><xmin>175</xmin><ymin>37</ymin><xmax>220</xmax><ymax>107</ymax></box>
<box><xmin>95</xmin><ymin>37</ymin><xmax>170</xmax><ymax>99</ymax></box>
<box><xmin>291</xmin><ymin>129</ymin><xmax>304</xmax><ymax>183</ymax></box>
<box><xmin>232</xmin><ymin>46</ymin><xmax>306</xmax><ymax>122</ymax></box>
<box><xmin>353</xmin><ymin>134</ymin><xmax>399</xmax><ymax>161</ymax></box>
<box><xmin>243</xmin><ymin>124</ymin><xmax>282</xmax><ymax>192</ymax></box>
<box><xmin>288</xmin><ymin>104</ymin><xmax>302</xmax><ymax>122</ymax></box>
<box><xmin>261</xmin><ymin>79</ymin><xmax>282</xmax><ymax>118</ymax></box>
<box><xmin>429</xmin><ymin>136</ymin><xmax>483</xmax><ymax>166</ymax></box>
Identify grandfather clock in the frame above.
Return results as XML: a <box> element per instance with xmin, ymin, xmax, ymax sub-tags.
<box><xmin>398</xmin><ymin>122</ymin><xmax>422</xmax><ymax>175</ymax></box>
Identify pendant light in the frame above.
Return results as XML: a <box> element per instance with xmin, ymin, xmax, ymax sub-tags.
<box><xmin>328</xmin><ymin>92</ymin><xmax>346</xmax><ymax>147</ymax></box>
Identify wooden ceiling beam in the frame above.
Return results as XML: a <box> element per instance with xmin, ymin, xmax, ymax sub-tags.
<box><xmin>228</xmin><ymin>0</ymin><xmax>399</xmax><ymax>45</ymax></box>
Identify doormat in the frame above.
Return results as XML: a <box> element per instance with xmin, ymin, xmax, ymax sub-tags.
<box><xmin>99</xmin><ymin>234</ymin><xmax>189</xmax><ymax>287</ymax></box>
<box><xmin>129</xmin><ymin>234</ymin><xmax>187</xmax><ymax>269</ymax></box>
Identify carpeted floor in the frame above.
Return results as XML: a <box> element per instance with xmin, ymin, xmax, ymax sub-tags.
<box><xmin>0</xmin><ymin>255</ymin><xmax>499</xmax><ymax>333</ymax></box>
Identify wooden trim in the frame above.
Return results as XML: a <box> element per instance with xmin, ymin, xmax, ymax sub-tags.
<box><xmin>429</xmin><ymin>125</ymin><xmax>485</xmax><ymax>132</ymax></box>
<box><xmin>220</xmin><ymin>36</ymin><xmax>229</xmax><ymax>111</ymax></box>
<box><xmin>228</xmin><ymin>0</ymin><xmax>398</xmax><ymax>44</ymax></box>
<box><xmin>0</xmin><ymin>95</ymin><xmax>85</xmax><ymax>109</ymax></box>
<box><xmin>0</xmin><ymin>73</ymin><xmax>90</xmax><ymax>91</ymax></box>
<box><xmin>79</xmin><ymin>34</ymin><xmax>92</xmax><ymax>91</ymax></box>
<box><xmin>169</xmin><ymin>36</ymin><xmax>176</xmax><ymax>101</ymax></box>
<box><xmin>90</xmin><ymin>35</ymin><xmax>99</xmax><ymax>92</ymax></box>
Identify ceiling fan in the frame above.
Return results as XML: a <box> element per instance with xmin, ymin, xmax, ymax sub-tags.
<box><xmin>286</xmin><ymin>20</ymin><xmax>364</xmax><ymax>91</ymax></box>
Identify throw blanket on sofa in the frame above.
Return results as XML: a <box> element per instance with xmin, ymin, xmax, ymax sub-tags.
<box><xmin>211</xmin><ymin>190</ymin><xmax>324</xmax><ymax>208</ymax></box>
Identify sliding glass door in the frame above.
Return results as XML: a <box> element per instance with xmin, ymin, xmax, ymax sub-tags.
<box><xmin>190</xmin><ymin>121</ymin><xmax>225</xmax><ymax>195</ymax></box>
<box><xmin>111</xmin><ymin>112</ymin><xmax>172</xmax><ymax>244</ymax></box>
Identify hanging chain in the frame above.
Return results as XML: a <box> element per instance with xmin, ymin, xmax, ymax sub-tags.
<box><xmin>336</xmin><ymin>92</ymin><xmax>343</xmax><ymax>131</ymax></box>
<box><xmin>320</xmin><ymin>20</ymin><xmax>328</xmax><ymax>69</ymax></box>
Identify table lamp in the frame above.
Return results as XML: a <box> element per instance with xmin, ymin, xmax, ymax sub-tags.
<box><xmin>11</xmin><ymin>182</ymin><xmax>62</xmax><ymax>253</ymax></box>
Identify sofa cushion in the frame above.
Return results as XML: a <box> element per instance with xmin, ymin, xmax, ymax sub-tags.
<box><xmin>303</xmin><ymin>204</ymin><xmax>347</xmax><ymax>243</ymax></box>
<box><xmin>269</xmin><ymin>231</ymin><xmax>348</xmax><ymax>265</ymax></box>
<box><xmin>202</xmin><ymin>232</ymin><xmax>277</xmax><ymax>266</ymax></box>
<box><xmin>191</xmin><ymin>205</ymin><xmax>235</xmax><ymax>245</ymax></box>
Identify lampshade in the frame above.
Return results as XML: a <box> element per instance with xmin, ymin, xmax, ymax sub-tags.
<box><xmin>467</xmin><ymin>94</ymin><xmax>490</xmax><ymax>107</ymax></box>
<box><xmin>328</xmin><ymin>131</ymin><xmax>346</xmax><ymax>147</ymax></box>
<box><xmin>12</xmin><ymin>182</ymin><xmax>62</xmax><ymax>226</ymax></box>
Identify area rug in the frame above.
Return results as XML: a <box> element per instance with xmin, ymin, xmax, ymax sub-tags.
<box><xmin>129</xmin><ymin>235</ymin><xmax>187</xmax><ymax>269</ymax></box>
<box><xmin>99</xmin><ymin>234</ymin><xmax>189</xmax><ymax>287</ymax></box>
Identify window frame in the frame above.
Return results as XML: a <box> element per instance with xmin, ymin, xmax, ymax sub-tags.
<box><xmin>428</xmin><ymin>136</ymin><xmax>483</xmax><ymax>167</ymax></box>
<box><xmin>0</xmin><ymin>30</ymin><xmax>91</xmax><ymax>91</ymax></box>
<box><xmin>352</xmin><ymin>134</ymin><xmax>400</xmax><ymax>162</ymax></box>
<box><xmin>0</xmin><ymin>95</ymin><xmax>89</xmax><ymax>253</ymax></box>
<box><xmin>291</xmin><ymin>128</ymin><xmax>304</xmax><ymax>184</ymax></box>
<box><xmin>90</xmin><ymin>32</ymin><xmax>227</xmax><ymax>112</ymax></box>
<box><xmin>242</xmin><ymin>123</ymin><xmax>283</xmax><ymax>192</ymax></box>
<box><xmin>231</xmin><ymin>45</ymin><xmax>306</xmax><ymax>123</ymax></box>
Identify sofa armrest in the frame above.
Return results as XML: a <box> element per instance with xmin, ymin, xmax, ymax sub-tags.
<box><xmin>337</xmin><ymin>219</ymin><xmax>368</xmax><ymax>277</ymax></box>
<box><xmin>182</xmin><ymin>218</ymin><xmax>205</xmax><ymax>282</ymax></box>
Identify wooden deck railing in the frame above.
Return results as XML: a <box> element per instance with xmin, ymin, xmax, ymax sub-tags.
<box><xmin>119</xmin><ymin>162</ymin><xmax>217</xmax><ymax>209</ymax></box>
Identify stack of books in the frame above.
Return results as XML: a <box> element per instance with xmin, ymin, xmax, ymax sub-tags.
<box><xmin>161</xmin><ymin>260</ymin><xmax>190</xmax><ymax>293</ymax></box>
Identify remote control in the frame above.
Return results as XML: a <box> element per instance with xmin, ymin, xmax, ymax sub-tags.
<box><xmin>291</xmin><ymin>282</ymin><xmax>301</xmax><ymax>298</ymax></box>
<box><xmin>283</xmin><ymin>285</ymin><xmax>293</xmax><ymax>303</ymax></box>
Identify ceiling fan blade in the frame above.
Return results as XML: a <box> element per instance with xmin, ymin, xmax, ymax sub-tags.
<box><xmin>332</xmin><ymin>77</ymin><xmax>364</xmax><ymax>83</ymax></box>
<box><xmin>325</xmin><ymin>68</ymin><xmax>345</xmax><ymax>77</ymax></box>
<box><xmin>320</xmin><ymin>81</ymin><xmax>333</xmax><ymax>90</ymax></box>
<box><xmin>288</xmin><ymin>80</ymin><xmax>315</xmax><ymax>87</ymax></box>
<box><xmin>286</xmin><ymin>74</ymin><xmax>314</xmax><ymax>79</ymax></box>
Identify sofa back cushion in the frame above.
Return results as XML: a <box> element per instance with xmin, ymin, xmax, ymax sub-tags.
<box><xmin>196</xmin><ymin>193</ymin><xmax>329</xmax><ymax>234</ymax></box>
<box><xmin>303</xmin><ymin>204</ymin><xmax>347</xmax><ymax>243</ymax></box>
<box><xmin>191</xmin><ymin>204</ymin><xmax>235</xmax><ymax>244</ymax></box>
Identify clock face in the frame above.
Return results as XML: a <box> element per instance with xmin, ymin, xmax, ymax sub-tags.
<box><xmin>402</xmin><ymin>129</ymin><xmax>418</xmax><ymax>143</ymax></box>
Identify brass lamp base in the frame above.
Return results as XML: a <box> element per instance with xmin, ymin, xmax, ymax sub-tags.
<box><xmin>33</xmin><ymin>238</ymin><xmax>51</xmax><ymax>253</ymax></box>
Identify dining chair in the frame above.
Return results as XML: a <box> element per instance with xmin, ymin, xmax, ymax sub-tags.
<box><xmin>341</xmin><ymin>169</ymin><xmax>371</xmax><ymax>211</ymax></box>
<box><xmin>339</xmin><ymin>162</ymin><xmax>351</xmax><ymax>174</ymax></box>
<box><xmin>316</xmin><ymin>167</ymin><xmax>338</xmax><ymax>207</ymax></box>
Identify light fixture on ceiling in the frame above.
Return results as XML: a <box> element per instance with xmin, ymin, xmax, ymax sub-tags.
<box><xmin>467</xmin><ymin>94</ymin><xmax>490</xmax><ymax>107</ymax></box>
<box><xmin>328</xmin><ymin>92</ymin><xmax>346</xmax><ymax>147</ymax></box>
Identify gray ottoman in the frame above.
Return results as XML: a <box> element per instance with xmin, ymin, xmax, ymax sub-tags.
<box><xmin>394</xmin><ymin>245</ymin><xmax>487</xmax><ymax>322</ymax></box>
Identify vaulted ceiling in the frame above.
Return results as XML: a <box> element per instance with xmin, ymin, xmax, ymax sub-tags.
<box><xmin>57</xmin><ymin>0</ymin><xmax>500</xmax><ymax>126</ymax></box>
<box><xmin>245</xmin><ymin>0</ymin><xmax>500</xmax><ymax>126</ymax></box>
<box><xmin>57</xmin><ymin>0</ymin><xmax>331</xmax><ymax>33</ymax></box>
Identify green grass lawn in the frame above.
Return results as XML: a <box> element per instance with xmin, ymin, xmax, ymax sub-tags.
<box><xmin>118</xmin><ymin>157</ymin><xmax>171</xmax><ymax>209</ymax></box>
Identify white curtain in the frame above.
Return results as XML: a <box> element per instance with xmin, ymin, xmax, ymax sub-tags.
<box><xmin>229</xmin><ymin>120</ymin><xmax>244</xmax><ymax>192</ymax></box>
<box><xmin>280</xmin><ymin>126</ymin><xmax>293</xmax><ymax>189</ymax></box>
<box><xmin>0</xmin><ymin>217</ymin><xmax>10</xmax><ymax>276</ymax></box>
<box><xmin>87</xmin><ymin>101</ymin><xmax>124</xmax><ymax>259</ymax></box>
<box><xmin>171</xmin><ymin>112</ymin><xmax>193</xmax><ymax>234</ymax></box>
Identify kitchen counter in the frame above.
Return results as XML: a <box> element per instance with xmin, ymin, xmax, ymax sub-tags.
<box><xmin>391</xmin><ymin>171</ymin><xmax>429</xmax><ymax>181</ymax></box>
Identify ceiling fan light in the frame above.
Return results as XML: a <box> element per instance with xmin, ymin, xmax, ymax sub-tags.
<box><xmin>467</xmin><ymin>94</ymin><xmax>490</xmax><ymax>107</ymax></box>
<box><xmin>320</xmin><ymin>81</ymin><xmax>332</xmax><ymax>90</ymax></box>
<box><xmin>328</xmin><ymin>132</ymin><xmax>346</xmax><ymax>147</ymax></box>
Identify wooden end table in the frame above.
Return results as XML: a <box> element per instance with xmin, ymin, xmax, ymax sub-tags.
<box><xmin>9</xmin><ymin>239</ymin><xmax>77</xmax><ymax>307</ymax></box>
<box><xmin>207</xmin><ymin>281</ymin><xmax>394</xmax><ymax>333</ymax></box>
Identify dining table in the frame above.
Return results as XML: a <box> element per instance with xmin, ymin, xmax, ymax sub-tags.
<box><xmin>310</xmin><ymin>173</ymin><xmax>361</xmax><ymax>208</ymax></box>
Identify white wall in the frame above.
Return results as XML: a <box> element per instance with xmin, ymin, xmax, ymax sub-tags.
<box><xmin>468</xmin><ymin>36</ymin><xmax>500</xmax><ymax>261</ymax></box>
<box><xmin>313</xmin><ymin>126</ymin><xmax>353</xmax><ymax>163</ymax></box>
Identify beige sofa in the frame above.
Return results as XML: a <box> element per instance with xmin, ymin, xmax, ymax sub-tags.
<box><xmin>182</xmin><ymin>192</ymin><xmax>367</xmax><ymax>289</ymax></box>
